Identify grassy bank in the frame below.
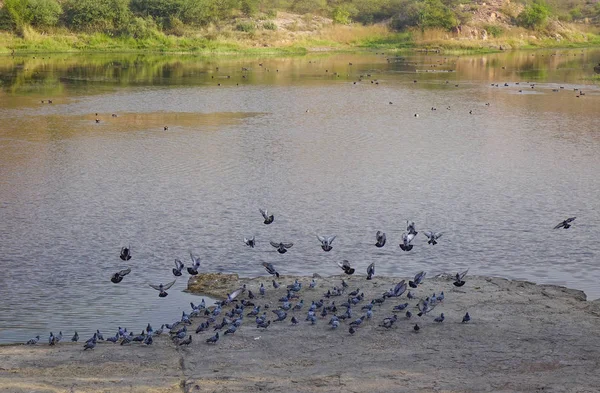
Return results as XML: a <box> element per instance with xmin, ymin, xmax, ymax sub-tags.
<box><xmin>2</xmin><ymin>24</ymin><xmax>600</xmax><ymax>55</ymax></box>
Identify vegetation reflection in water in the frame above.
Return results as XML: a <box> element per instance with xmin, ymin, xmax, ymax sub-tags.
<box><xmin>0</xmin><ymin>48</ymin><xmax>599</xmax><ymax>101</ymax></box>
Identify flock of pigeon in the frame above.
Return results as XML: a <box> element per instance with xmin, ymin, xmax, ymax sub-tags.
<box><xmin>24</xmin><ymin>211</ymin><xmax>576</xmax><ymax>349</ymax></box>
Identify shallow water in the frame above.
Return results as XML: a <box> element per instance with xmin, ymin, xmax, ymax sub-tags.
<box><xmin>0</xmin><ymin>49</ymin><xmax>599</xmax><ymax>344</ymax></box>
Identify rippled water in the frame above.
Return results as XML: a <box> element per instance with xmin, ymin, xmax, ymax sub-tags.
<box><xmin>0</xmin><ymin>50</ymin><xmax>599</xmax><ymax>343</ymax></box>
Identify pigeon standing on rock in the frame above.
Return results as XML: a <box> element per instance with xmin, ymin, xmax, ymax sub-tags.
<box><xmin>366</xmin><ymin>263</ymin><xmax>375</xmax><ymax>280</ymax></box>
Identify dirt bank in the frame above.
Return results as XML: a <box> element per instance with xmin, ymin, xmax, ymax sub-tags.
<box><xmin>1</xmin><ymin>274</ymin><xmax>599</xmax><ymax>393</ymax></box>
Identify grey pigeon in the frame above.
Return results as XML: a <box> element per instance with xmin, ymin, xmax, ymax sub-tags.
<box><xmin>337</xmin><ymin>260</ymin><xmax>355</xmax><ymax>275</ymax></box>
<box><xmin>400</xmin><ymin>232</ymin><xmax>416</xmax><ymax>251</ymax></box>
<box><xmin>317</xmin><ymin>235</ymin><xmax>336</xmax><ymax>252</ymax></box>
<box><xmin>270</xmin><ymin>242</ymin><xmax>292</xmax><ymax>254</ymax></box>
<box><xmin>409</xmin><ymin>271</ymin><xmax>426</xmax><ymax>288</ymax></box>
<box><xmin>120</xmin><ymin>245</ymin><xmax>132</xmax><ymax>261</ymax></box>
<box><xmin>424</xmin><ymin>231</ymin><xmax>443</xmax><ymax>245</ymax></box>
<box><xmin>375</xmin><ymin>231</ymin><xmax>386</xmax><ymax>247</ymax></box>
<box><xmin>71</xmin><ymin>332</ymin><xmax>79</xmax><ymax>342</ymax></box>
<box><xmin>149</xmin><ymin>280</ymin><xmax>176</xmax><ymax>297</ymax></box>
<box><xmin>187</xmin><ymin>252</ymin><xmax>201</xmax><ymax>275</ymax></box>
<box><xmin>259</xmin><ymin>208</ymin><xmax>274</xmax><ymax>224</ymax></box>
<box><xmin>172</xmin><ymin>259</ymin><xmax>184</xmax><ymax>276</ymax></box>
<box><xmin>206</xmin><ymin>332</ymin><xmax>219</xmax><ymax>344</ymax></box>
<box><xmin>366</xmin><ymin>263</ymin><xmax>375</xmax><ymax>280</ymax></box>
<box><xmin>454</xmin><ymin>269</ymin><xmax>468</xmax><ymax>287</ymax></box>
<box><xmin>434</xmin><ymin>313</ymin><xmax>445</xmax><ymax>323</ymax></box>
<box><xmin>554</xmin><ymin>217</ymin><xmax>576</xmax><ymax>229</ymax></box>
<box><xmin>262</xmin><ymin>262</ymin><xmax>280</xmax><ymax>278</ymax></box>
<box><xmin>26</xmin><ymin>335</ymin><xmax>40</xmax><ymax>345</ymax></box>
<box><xmin>462</xmin><ymin>312</ymin><xmax>471</xmax><ymax>323</ymax></box>
<box><xmin>179</xmin><ymin>335</ymin><xmax>192</xmax><ymax>346</ymax></box>
<box><xmin>244</xmin><ymin>236</ymin><xmax>255</xmax><ymax>248</ymax></box>
<box><xmin>111</xmin><ymin>268</ymin><xmax>131</xmax><ymax>284</ymax></box>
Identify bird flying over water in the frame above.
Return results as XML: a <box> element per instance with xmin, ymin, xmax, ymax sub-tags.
<box><xmin>337</xmin><ymin>260</ymin><xmax>355</xmax><ymax>275</ymax></box>
<box><xmin>317</xmin><ymin>235</ymin><xmax>336</xmax><ymax>252</ymax></box>
<box><xmin>244</xmin><ymin>236</ymin><xmax>255</xmax><ymax>248</ymax></box>
<box><xmin>375</xmin><ymin>231</ymin><xmax>386</xmax><ymax>247</ymax></box>
<box><xmin>149</xmin><ymin>280</ymin><xmax>176</xmax><ymax>297</ymax></box>
<box><xmin>120</xmin><ymin>245</ymin><xmax>132</xmax><ymax>261</ymax></box>
<box><xmin>187</xmin><ymin>252</ymin><xmax>201</xmax><ymax>275</ymax></box>
<box><xmin>424</xmin><ymin>231</ymin><xmax>443</xmax><ymax>245</ymax></box>
<box><xmin>172</xmin><ymin>259</ymin><xmax>184</xmax><ymax>276</ymax></box>
<box><xmin>262</xmin><ymin>262</ymin><xmax>280</xmax><ymax>277</ymax></box>
<box><xmin>400</xmin><ymin>232</ymin><xmax>416</xmax><ymax>251</ymax></box>
<box><xmin>406</xmin><ymin>221</ymin><xmax>418</xmax><ymax>235</ymax></box>
<box><xmin>111</xmin><ymin>268</ymin><xmax>131</xmax><ymax>284</ymax></box>
<box><xmin>270</xmin><ymin>241</ymin><xmax>293</xmax><ymax>254</ymax></box>
<box><xmin>554</xmin><ymin>217</ymin><xmax>576</xmax><ymax>229</ymax></box>
<box><xmin>259</xmin><ymin>208</ymin><xmax>274</xmax><ymax>224</ymax></box>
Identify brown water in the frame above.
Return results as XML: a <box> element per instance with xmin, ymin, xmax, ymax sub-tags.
<box><xmin>1</xmin><ymin>49</ymin><xmax>599</xmax><ymax>344</ymax></box>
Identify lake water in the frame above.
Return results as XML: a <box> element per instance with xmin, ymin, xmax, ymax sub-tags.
<box><xmin>1</xmin><ymin>49</ymin><xmax>599</xmax><ymax>344</ymax></box>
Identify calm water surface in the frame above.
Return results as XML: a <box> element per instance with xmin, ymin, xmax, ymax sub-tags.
<box><xmin>1</xmin><ymin>50</ymin><xmax>599</xmax><ymax>343</ymax></box>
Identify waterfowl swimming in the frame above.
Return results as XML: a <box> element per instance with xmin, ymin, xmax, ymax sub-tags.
<box><xmin>337</xmin><ymin>260</ymin><xmax>355</xmax><ymax>275</ymax></box>
<box><xmin>187</xmin><ymin>252</ymin><xmax>201</xmax><ymax>275</ymax></box>
<box><xmin>172</xmin><ymin>259</ymin><xmax>184</xmax><ymax>276</ymax></box>
<box><xmin>375</xmin><ymin>231</ymin><xmax>386</xmax><ymax>247</ymax></box>
<box><xmin>244</xmin><ymin>236</ymin><xmax>255</xmax><ymax>248</ymax></box>
<box><xmin>423</xmin><ymin>231</ymin><xmax>443</xmax><ymax>245</ymax></box>
<box><xmin>270</xmin><ymin>241</ymin><xmax>293</xmax><ymax>254</ymax></box>
<box><xmin>317</xmin><ymin>235</ymin><xmax>336</xmax><ymax>252</ymax></box>
<box><xmin>259</xmin><ymin>208</ymin><xmax>274</xmax><ymax>224</ymax></box>
<box><xmin>400</xmin><ymin>232</ymin><xmax>416</xmax><ymax>251</ymax></box>
<box><xmin>149</xmin><ymin>280</ymin><xmax>176</xmax><ymax>297</ymax></box>
<box><xmin>554</xmin><ymin>217</ymin><xmax>576</xmax><ymax>229</ymax></box>
<box><xmin>120</xmin><ymin>245</ymin><xmax>132</xmax><ymax>261</ymax></box>
<box><xmin>111</xmin><ymin>268</ymin><xmax>131</xmax><ymax>284</ymax></box>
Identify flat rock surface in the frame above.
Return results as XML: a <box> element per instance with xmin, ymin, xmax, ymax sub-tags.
<box><xmin>1</xmin><ymin>274</ymin><xmax>599</xmax><ymax>393</ymax></box>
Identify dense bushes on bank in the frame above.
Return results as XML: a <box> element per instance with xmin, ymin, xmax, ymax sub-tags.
<box><xmin>0</xmin><ymin>0</ymin><xmax>598</xmax><ymax>37</ymax></box>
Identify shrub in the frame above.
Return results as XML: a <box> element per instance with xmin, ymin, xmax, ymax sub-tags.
<box><xmin>262</xmin><ymin>21</ymin><xmax>277</xmax><ymax>30</ymax></box>
<box><xmin>332</xmin><ymin>6</ymin><xmax>352</xmax><ymax>25</ymax></box>
<box><xmin>484</xmin><ymin>24</ymin><xmax>504</xmax><ymax>37</ymax></box>
<box><xmin>517</xmin><ymin>0</ymin><xmax>551</xmax><ymax>30</ymax></box>
<box><xmin>236</xmin><ymin>21</ymin><xmax>256</xmax><ymax>32</ymax></box>
<box><xmin>241</xmin><ymin>0</ymin><xmax>259</xmax><ymax>17</ymax></box>
<box><xmin>63</xmin><ymin>0</ymin><xmax>132</xmax><ymax>33</ymax></box>
<box><xmin>27</xmin><ymin>0</ymin><xmax>62</xmax><ymax>28</ymax></box>
<box><xmin>418</xmin><ymin>0</ymin><xmax>458</xmax><ymax>31</ymax></box>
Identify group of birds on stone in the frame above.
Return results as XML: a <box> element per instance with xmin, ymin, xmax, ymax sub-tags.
<box><xmin>24</xmin><ymin>211</ymin><xmax>576</xmax><ymax>349</ymax></box>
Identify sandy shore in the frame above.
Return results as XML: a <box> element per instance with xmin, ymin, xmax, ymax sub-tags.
<box><xmin>1</xmin><ymin>274</ymin><xmax>600</xmax><ymax>393</ymax></box>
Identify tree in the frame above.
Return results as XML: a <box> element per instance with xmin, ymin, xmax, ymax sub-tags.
<box><xmin>63</xmin><ymin>0</ymin><xmax>132</xmax><ymax>33</ymax></box>
<box><xmin>517</xmin><ymin>0</ymin><xmax>551</xmax><ymax>29</ymax></box>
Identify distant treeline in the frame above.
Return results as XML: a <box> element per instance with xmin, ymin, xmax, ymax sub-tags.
<box><xmin>1</xmin><ymin>0</ymin><xmax>599</xmax><ymax>37</ymax></box>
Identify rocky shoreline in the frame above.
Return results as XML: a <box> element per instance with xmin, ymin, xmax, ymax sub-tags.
<box><xmin>1</xmin><ymin>274</ymin><xmax>599</xmax><ymax>393</ymax></box>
